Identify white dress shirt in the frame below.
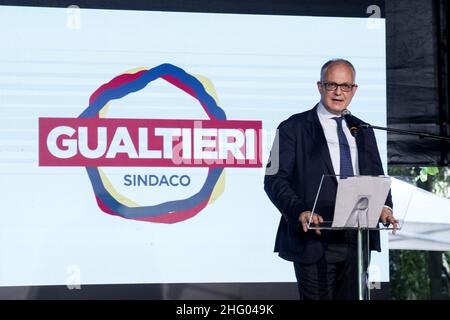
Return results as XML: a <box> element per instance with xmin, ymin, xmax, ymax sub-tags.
<box><xmin>316</xmin><ymin>102</ymin><xmax>359</xmax><ymax>176</ymax></box>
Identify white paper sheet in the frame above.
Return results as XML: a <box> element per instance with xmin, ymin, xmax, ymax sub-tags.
<box><xmin>332</xmin><ymin>176</ymin><xmax>392</xmax><ymax>228</ymax></box>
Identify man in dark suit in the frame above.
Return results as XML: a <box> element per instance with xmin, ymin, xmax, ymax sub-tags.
<box><xmin>264</xmin><ymin>59</ymin><xmax>398</xmax><ymax>300</ymax></box>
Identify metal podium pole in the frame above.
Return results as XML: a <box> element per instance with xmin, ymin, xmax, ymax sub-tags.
<box><xmin>357</xmin><ymin>228</ymin><xmax>366</xmax><ymax>300</ymax></box>
<box><xmin>357</xmin><ymin>210</ymin><xmax>371</xmax><ymax>300</ymax></box>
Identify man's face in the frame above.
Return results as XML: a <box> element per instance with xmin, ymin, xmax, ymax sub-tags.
<box><xmin>317</xmin><ymin>63</ymin><xmax>357</xmax><ymax>115</ymax></box>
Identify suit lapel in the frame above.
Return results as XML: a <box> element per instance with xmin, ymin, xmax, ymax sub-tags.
<box><xmin>305</xmin><ymin>105</ymin><xmax>336</xmax><ymax>177</ymax></box>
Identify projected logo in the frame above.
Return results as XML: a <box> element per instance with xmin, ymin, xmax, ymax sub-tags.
<box><xmin>39</xmin><ymin>64</ymin><xmax>262</xmax><ymax>223</ymax></box>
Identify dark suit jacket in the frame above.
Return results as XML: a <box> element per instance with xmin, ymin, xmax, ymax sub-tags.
<box><xmin>264</xmin><ymin>105</ymin><xmax>392</xmax><ymax>264</ymax></box>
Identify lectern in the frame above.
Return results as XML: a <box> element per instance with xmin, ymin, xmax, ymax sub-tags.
<box><xmin>307</xmin><ymin>174</ymin><xmax>410</xmax><ymax>300</ymax></box>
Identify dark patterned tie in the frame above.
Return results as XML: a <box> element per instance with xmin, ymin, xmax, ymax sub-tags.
<box><xmin>333</xmin><ymin>117</ymin><xmax>354</xmax><ymax>179</ymax></box>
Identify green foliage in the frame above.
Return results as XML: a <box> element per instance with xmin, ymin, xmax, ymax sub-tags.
<box><xmin>388</xmin><ymin>166</ymin><xmax>450</xmax><ymax>196</ymax></box>
<box><xmin>390</xmin><ymin>250</ymin><xmax>430</xmax><ymax>299</ymax></box>
<box><xmin>419</xmin><ymin>167</ymin><xmax>439</xmax><ymax>182</ymax></box>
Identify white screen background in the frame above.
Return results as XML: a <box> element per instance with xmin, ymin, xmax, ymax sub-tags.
<box><xmin>0</xmin><ymin>6</ymin><xmax>387</xmax><ymax>286</ymax></box>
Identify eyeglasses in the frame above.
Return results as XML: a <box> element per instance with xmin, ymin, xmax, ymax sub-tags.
<box><xmin>321</xmin><ymin>82</ymin><xmax>357</xmax><ymax>92</ymax></box>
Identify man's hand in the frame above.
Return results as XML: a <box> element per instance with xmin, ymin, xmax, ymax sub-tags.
<box><xmin>380</xmin><ymin>207</ymin><xmax>399</xmax><ymax>235</ymax></box>
<box><xmin>299</xmin><ymin>211</ymin><xmax>324</xmax><ymax>235</ymax></box>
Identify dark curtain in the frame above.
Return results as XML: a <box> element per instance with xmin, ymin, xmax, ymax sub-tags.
<box><xmin>386</xmin><ymin>0</ymin><xmax>450</xmax><ymax>166</ymax></box>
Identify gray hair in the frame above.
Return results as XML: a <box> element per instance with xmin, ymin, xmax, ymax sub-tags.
<box><xmin>320</xmin><ymin>59</ymin><xmax>356</xmax><ymax>82</ymax></box>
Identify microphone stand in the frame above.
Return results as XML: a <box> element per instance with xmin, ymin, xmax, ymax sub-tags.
<box><xmin>358</xmin><ymin>123</ymin><xmax>450</xmax><ymax>141</ymax></box>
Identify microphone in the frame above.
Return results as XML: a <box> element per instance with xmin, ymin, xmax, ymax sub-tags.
<box><xmin>341</xmin><ymin>109</ymin><xmax>359</xmax><ymax>137</ymax></box>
